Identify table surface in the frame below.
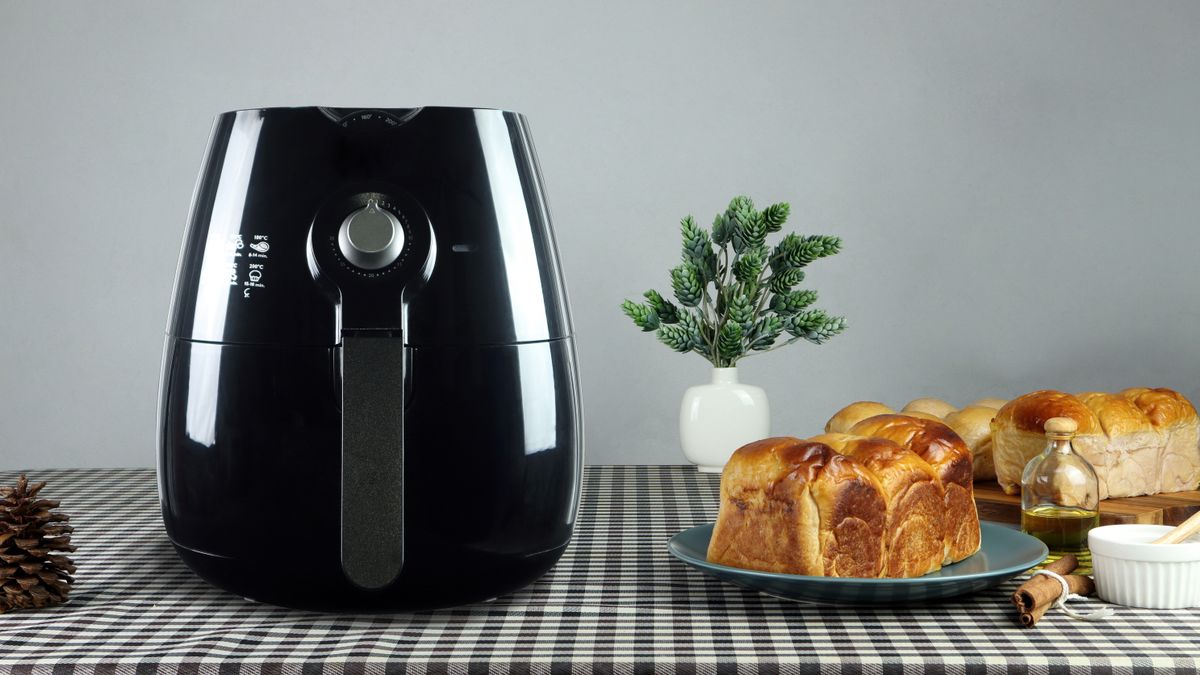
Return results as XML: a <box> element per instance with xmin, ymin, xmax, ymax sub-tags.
<box><xmin>0</xmin><ymin>466</ymin><xmax>1197</xmax><ymax>674</ymax></box>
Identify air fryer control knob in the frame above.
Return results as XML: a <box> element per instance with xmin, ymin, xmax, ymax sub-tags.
<box><xmin>337</xmin><ymin>199</ymin><xmax>405</xmax><ymax>270</ymax></box>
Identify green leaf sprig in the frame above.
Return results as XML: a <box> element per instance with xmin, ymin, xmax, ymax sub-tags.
<box><xmin>621</xmin><ymin>196</ymin><xmax>846</xmax><ymax>367</ymax></box>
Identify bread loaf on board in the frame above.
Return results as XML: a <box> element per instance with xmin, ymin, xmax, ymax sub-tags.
<box><xmin>1120</xmin><ymin>388</ymin><xmax>1200</xmax><ymax>494</ymax></box>
<box><xmin>991</xmin><ymin>389</ymin><xmax>1200</xmax><ymax>499</ymax></box>
<box><xmin>848</xmin><ymin>415</ymin><xmax>981</xmax><ymax>564</ymax></box>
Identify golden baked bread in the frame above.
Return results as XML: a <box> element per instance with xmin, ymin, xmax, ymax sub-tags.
<box><xmin>848</xmin><ymin>415</ymin><xmax>981</xmax><ymax>564</ymax></box>
<box><xmin>825</xmin><ymin>388</ymin><xmax>1198</xmax><ymax>497</ymax></box>
<box><xmin>943</xmin><ymin>405</ymin><xmax>1000</xmax><ymax>480</ymax></box>
<box><xmin>895</xmin><ymin>410</ymin><xmax>941</xmax><ymax>422</ymax></box>
<box><xmin>826</xmin><ymin>399</ymin><xmax>997</xmax><ymax>480</ymax></box>
<box><xmin>972</xmin><ymin>398</ymin><xmax>1009</xmax><ymax>409</ymax></box>
<box><xmin>991</xmin><ymin>390</ymin><xmax>1104</xmax><ymax>496</ymax></box>
<box><xmin>991</xmin><ymin>388</ymin><xmax>1200</xmax><ymax>499</ymax></box>
<box><xmin>707</xmin><ymin>437</ymin><xmax>887</xmax><ymax>577</ymax></box>
<box><xmin>824</xmin><ymin>401</ymin><xmax>894</xmax><ymax>433</ymax></box>
<box><xmin>811</xmin><ymin>433</ymin><xmax>945</xmax><ymax>577</ymax></box>
<box><xmin>1076</xmin><ymin>392</ymin><xmax>1159</xmax><ymax>499</ymax></box>
<box><xmin>1120</xmin><ymin>388</ymin><xmax>1200</xmax><ymax>493</ymax></box>
<box><xmin>902</xmin><ymin>398</ymin><xmax>958</xmax><ymax>419</ymax></box>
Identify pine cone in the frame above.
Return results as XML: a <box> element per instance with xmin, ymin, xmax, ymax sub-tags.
<box><xmin>0</xmin><ymin>475</ymin><xmax>76</xmax><ymax>613</ymax></box>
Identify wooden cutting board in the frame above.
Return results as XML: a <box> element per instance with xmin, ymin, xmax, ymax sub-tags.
<box><xmin>974</xmin><ymin>481</ymin><xmax>1200</xmax><ymax>526</ymax></box>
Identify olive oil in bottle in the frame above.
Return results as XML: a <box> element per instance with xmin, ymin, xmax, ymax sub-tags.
<box><xmin>1020</xmin><ymin>417</ymin><xmax>1100</xmax><ymax>575</ymax></box>
<box><xmin>1020</xmin><ymin>504</ymin><xmax>1099</xmax><ymax>573</ymax></box>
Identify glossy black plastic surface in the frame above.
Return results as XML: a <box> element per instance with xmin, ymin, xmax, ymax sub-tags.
<box><xmin>160</xmin><ymin>106</ymin><xmax>582</xmax><ymax>609</ymax></box>
<box><xmin>159</xmin><ymin>338</ymin><xmax>581</xmax><ymax>609</ymax></box>
<box><xmin>167</xmin><ymin>107</ymin><xmax>572</xmax><ymax>346</ymax></box>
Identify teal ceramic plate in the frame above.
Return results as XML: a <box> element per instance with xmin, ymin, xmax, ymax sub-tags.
<box><xmin>668</xmin><ymin>522</ymin><xmax>1048</xmax><ymax>604</ymax></box>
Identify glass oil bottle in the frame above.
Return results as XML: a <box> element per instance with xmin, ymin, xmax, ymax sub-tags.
<box><xmin>1020</xmin><ymin>416</ymin><xmax>1100</xmax><ymax>574</ymax></box>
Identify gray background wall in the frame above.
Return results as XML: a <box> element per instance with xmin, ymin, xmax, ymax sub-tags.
<box><xmin>1</xmin><ymin>1</ymin><xmax>1197</xmax><ymax>469</ymax></box>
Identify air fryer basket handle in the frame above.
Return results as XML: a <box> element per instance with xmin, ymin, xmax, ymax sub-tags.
<box><xmin>340</xmin><ymin>330</ymin><xmax>405</xmax><ymax>589</ymax></box>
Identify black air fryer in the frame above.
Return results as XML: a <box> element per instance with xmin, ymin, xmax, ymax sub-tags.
<box><xmin>158</xmin><ymin>106</ymin><xmax>583</xmax><ymax>610</ymax></box>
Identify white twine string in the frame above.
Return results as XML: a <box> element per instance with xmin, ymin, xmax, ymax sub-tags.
<box><xmin>1031</xmin><ymin>569</ymin><xmax>1115</xmax><ymax>621</ymax></box>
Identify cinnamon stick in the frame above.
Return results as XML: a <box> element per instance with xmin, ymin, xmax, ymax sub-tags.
<box><xmin>1012</xmin><ymin>554</ymin><xmax>1098</xmax><ymax>627</ymax></box>
<box><xmin>1011</xmin><ymin>554</ymin><xmax>1079</xmax><ymax>612</ymax></box>
<box><xmin>1019</xmin><ymin>602</ymin><xmax>1050</xmax><ymax>628</ymax></box>
<box><xmin>1018</xmin><ymin>575</ymin><xmax>1095</xmax><ymax>627</ymax></box>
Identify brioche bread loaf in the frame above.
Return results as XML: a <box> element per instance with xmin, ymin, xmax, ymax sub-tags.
<box><xmin>707</xmin><ymin>421</ymin><xmax>982</xmax><ymax>578</ymax></box>
<box><xmin>1077</xmin><ymin>392</ymin><xmax>1159</xmax><ymax>499</ymax></box>
<box><xmin>1120</xmin><ymin>388</ymin><xmax>1200</xmax><ymax>493</ymax></box>
<box><xmin>991</xmin><ymin>389</ymin><xmax>1200</xmax><ymax>499</ymax></box>
<box><xmin>706</xmin><ymin>437</ymin><xmax>887</xmax><ymax>577</ymax></box>
<box><xmin>848</xmin><ymin>415</ymin><xmax>981</xmax><ymax>563</ymax></box>
<box><xmin>811</xmin><ymin>433</ymin><xmax>945</xmax><ymax>577</ymax></box>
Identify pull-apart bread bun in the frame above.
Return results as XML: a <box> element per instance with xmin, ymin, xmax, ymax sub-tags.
<box><xmin>707</xmin><ymin>437</ymin><xmax>887</xmax><ymax>577</ymax></box>
<box><xmin>847</xmin><ymin>415</ymin><xmax>981</xmax><ymax>564</ymax></box>
<box><xmin>943</xmin><ymin>405</ymin><xmax>1001</xmax><ymax>480</ymax></box>
<box><xmin>992</xmin><ymin>389</ymin><xmax>1200</xmax><ymax>499</ymax></box>
<box><xmin>893</xmin><ymin>410</ymin><xmax>941</xmax><ymax>422</ymax></box>
<box><xmin>824</xmin><ymin>400</ymin><xmax>948</xmax><ymax>433</ymax></box>
<box><xmin>902</xmin><ymin>398</ymin><xmax>958</xmax><ymax>419</ymax></box>
<box><xmin>811</xmin><ymin>433</ymin><xmax>945</xmax><ymax>578</ymax></box>
<box><xmin>824</xmin><ymin>401</ymin><xmax>894</xmax><ymax>433</ymax></box>
<box><xmin>972</xmin><ymin>398</ymin><xmax>1010</xmax><ymax>409</ymax></box>
<box><xmin>827</xmin><ymin>399</ymin><xmax>1005</xmax><ymax>481</ymax></box>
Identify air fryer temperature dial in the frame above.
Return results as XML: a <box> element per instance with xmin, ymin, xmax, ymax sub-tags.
<box><xmin>309</xmin><ymin>188</ymin><xmax>433</xmax><ymax>329</ymax></box>
<box><xmin>338</xmin><ymin>199</ymin><xmax>405</xmax><ymax>270</ymax></box>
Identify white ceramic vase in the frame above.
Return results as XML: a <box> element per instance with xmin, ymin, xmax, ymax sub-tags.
<box><xmin>679</xmin><ymin>367</ymin><xmax>770</xmax><ymax>472</ymax></box>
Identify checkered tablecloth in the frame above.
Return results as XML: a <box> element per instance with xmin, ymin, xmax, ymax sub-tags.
<box><xmin>0</xmin><ymin>467</ymin><xmax>1197</xmax><ymax>674</ymax></box>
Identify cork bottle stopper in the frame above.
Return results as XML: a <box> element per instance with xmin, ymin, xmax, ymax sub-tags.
<box><xmin>1044</xmin><ymin>417</ymin><xmax>1078</xmax><ymax>435</ymax></box>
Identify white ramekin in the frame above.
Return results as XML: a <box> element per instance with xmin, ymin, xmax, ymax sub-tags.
<box><xmin>1088</xmin><ymin>524</ymin><xmax>1200</xmax><ymax>609</ymax></box>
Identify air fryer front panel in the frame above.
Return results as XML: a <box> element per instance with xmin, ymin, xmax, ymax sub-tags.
<box><xmin>167</xmin><ymin>107</ymin><xmax>572</xmax><ymax>347</ymax></box>
<box><xmin>159</xmin><ymin>107</ymin><xmax>582</xmax><ymax>609</ymax></box>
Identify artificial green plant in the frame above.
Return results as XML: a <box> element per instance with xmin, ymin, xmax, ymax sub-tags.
<box><xmin>621</xmin><ymin>196</ymin><xmax>846</xmax><ymax>368</ymax></box>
